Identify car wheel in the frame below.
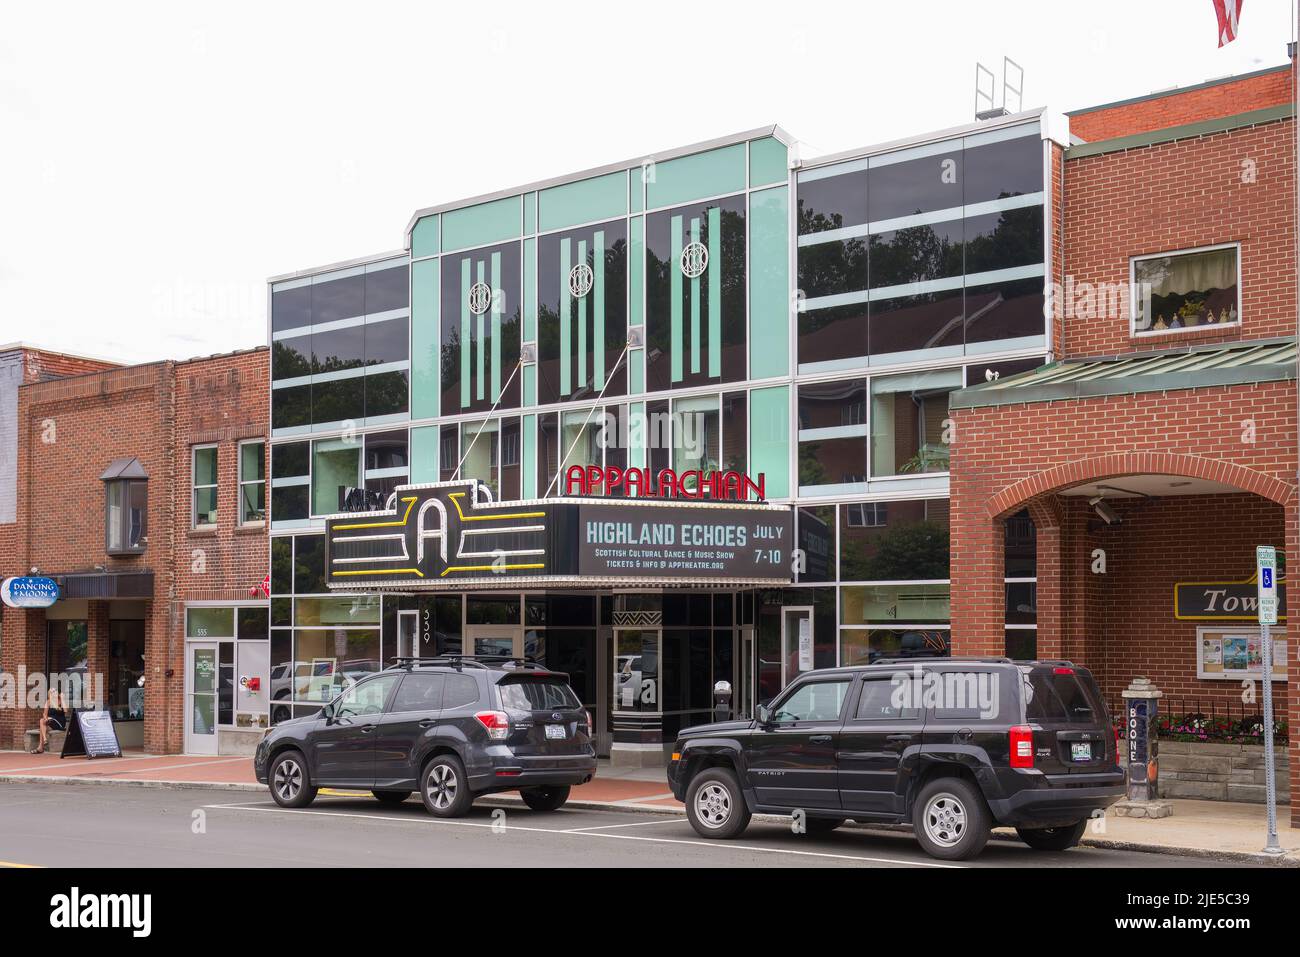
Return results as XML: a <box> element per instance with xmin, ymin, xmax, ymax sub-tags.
<box><xmin>421</xmin><ymin>754</ymin><xmax>473</xmax><ymax>818</ymax></box>
<box><xmin>803</xmin><ymin>817</ymin><xmax>846</xmax><ymax>834</ymax></box>
<box><xmin>1017</xmin><ymin>820</ymin><xmax>1088</xmax><ymax>851</ymax></box>
<box><xmin>685</xmin><ymin>767</ymin><xmax>751</xmax><ymax>840</ymax></box>
<box><xmin>520</xmin><ymin>786</ymin><xmax>571</xmax><ymax>812</ymax></box>
<box><xmin>269</xmin><ymin>750</ymin><xmax>317</xmax><ymax>809</ymax></box>
<box><xmin>372</xmin><ymin>790</ymin><xmax>412</xmax><ymax>806</ymax></box>
<box><xmin>912</xmin><ymin>777</ymin><xmax>990</xmax><ymax>861</ymax></box>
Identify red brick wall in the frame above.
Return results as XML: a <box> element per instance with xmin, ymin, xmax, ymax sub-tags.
<box><xmin>1061</xmin><ymin>114</ymin><xmax>1296</xmax><ymax>358</ymax></box>
<box><xmin>1068</xmin><ymin>66</ymin><xmax>1293</xmax><ymax>142</ymax></box>
<box><xmin>950</xmin><ymin>380</ymin><xmax>1299</xmax><ymax>819</ymax></box>
<box><xmin>1</xmin><ymin>348</ymin><xmax>268</xmax><ymax>753</ymax></box>
<box><xmin>21</xmin><ymin>348</ymin><xmax>120</xmax><ymax>383</ymax></box>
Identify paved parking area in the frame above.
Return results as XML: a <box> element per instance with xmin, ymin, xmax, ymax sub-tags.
<box><xmin>0</xmin><ymin>782</ymin><xmax>1245</xmax><ymax>869</ymax></box>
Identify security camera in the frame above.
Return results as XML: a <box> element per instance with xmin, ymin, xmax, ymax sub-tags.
<box><xmin>1088</xmin><ymin>495</ymin><xmax>1121</xmax><ymax>525</ymax></box>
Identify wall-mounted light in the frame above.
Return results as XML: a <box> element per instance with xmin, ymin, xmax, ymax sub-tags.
<box><xmin>1088</xmin><ymin>495</ymin><xmax>1121</xmax><ymax>525</ymax></box>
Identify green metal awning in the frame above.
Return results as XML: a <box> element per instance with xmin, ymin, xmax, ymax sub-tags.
<box><xmin>951</xmin><ymin>337</ymin><xmax>1296</xmax><ymax>409</ymax></box>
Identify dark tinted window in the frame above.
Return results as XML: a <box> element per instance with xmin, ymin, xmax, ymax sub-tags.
<box><xmin>964</xmin><ymin>277</ymin><xmax>1044</xmax><ymax>344</ymax></box>
<box><xmin>869</xmin><ymin>219</ymin><xmax>963</xmax><ymax>288</ymax></box>
<box><xmin>272</xmin><ymin>337</ymin><xmax>311</xmax><ymax>381</ymax></box>
<box><xmin>498</xmin><ymin>677</ymin><xmax>581</xmax><ymax>711</ymax></box>
<box><xmin>963</xmin><ymin>207</ymin><xmax>1042</xmax><ymax>275</ymax></box>
<box><xmin>1023</xmin><ymin>672</ymin><xmax>1101</xmax><ymax>724</ymax></box>
<box><xmin>365</xmin><ymin>265</ymin><xmax>409</xmax><ymax>314</ymax></box>
<box><xmin>963</xmin><ymin>135</ymin><xmax>1041</xmax><ymax>205</ymax></box>
<box><xmin>293</xmin><ymin>535</ymin><xmax>326</xmax><ymax>594</ymax></box>
<box><xmin>855</xmin><ymin>678</ymin><xmax>919</xmax><ymax>720</ymax></box>
<box><xmin>311</xmin><ymin>377</ymin><xmax>364</xmax><ymax>424</ymax></box>
<box><xmin>312</xmin><ymin>273</ymin><xmax>366</xmax><ymax>325</ymax></box>
<box><xmin>364</xmin><ymin>317</ymin><xmax>408</xmax><ymax>365</ymax></box>
<box><xmin>312</xmin><ymin>325</ymin><xmax>365</xmax><ymax>373</ymax></box>
<box><xmin>238</xmin><ymin>607</ymin><xmax>269</xmax><ymax>640</ymax></box>
<box><xmin>272</xmin><ymin>385</ymin><xmax>311</xmax><ymax>430</ymax></box>
<box><xmin>272</xmin><ymin>442</ymin><xmax>309</xmax><ymax>478</ymax></box>
<box><xmin>364</xmin><ymin>370</ymin><xmax>409</xmax><ymax>417</ymax></box>
<box><xmin>868</xmin><ymin>151</ymin><xmax>962</xmax><ymax>222</ymax></box>
<box><xmin>799</xmin><ymin>303</ymin><xmax>867</xmax><ymax>367</ymax></box>
<box><xmin>391</xmin><ymin>673</ymin><xmax>444</xmax><ymax>713</ymax></box>
<box><xmin>271</xmin><ymin>285</ymin><xmax>312</xmax><ymax>333</ymax></box>
<box><xmin>442</xmin><ymin>674</ymin><xmax>481</xmax><ymax>709</ymax></box>
<box><xmin>271</xmin><ymin>485</ymin><xmax>308</xmax><ymax>522</ymax></box>
<box><xmin>926</xmin><ymin>670</ymin><xmax>996</xmax><ymax>721</ymax></box>
<box><xmin>798</xmin><ymin>237</ymin><xmax>867</xmax><ymax>300</ymax></box>
<box><xmin>797</xmin><ymin>168</ymin><xmax>868</xmax><ymax>234</ymax></box>
<box><xmin>870</xmin><ymin>289</ymin><xmax>963</xmax><ymax>357</ymax></box>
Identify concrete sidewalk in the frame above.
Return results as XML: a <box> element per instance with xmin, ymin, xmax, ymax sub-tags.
<box><xmin>2</xmin><ymin>749</ymin><xmax>1295</xmax><ymax>865</ymax></box>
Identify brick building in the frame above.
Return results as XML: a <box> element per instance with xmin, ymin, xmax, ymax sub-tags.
<box><xmin>0</xmin><ymin>347</ymin><xmax>269</xmax><ymax>755</ymax></box>
<box><xmin>949</xmin><ymin>65</ymin><xmax>1300</xmax><ymax>823</ymax></box>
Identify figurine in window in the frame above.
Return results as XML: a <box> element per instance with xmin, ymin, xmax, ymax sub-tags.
<box><xmin>1153</xmin><ymin>315</ymin><xmax>1168</xmax><ymax>330</ymax></box>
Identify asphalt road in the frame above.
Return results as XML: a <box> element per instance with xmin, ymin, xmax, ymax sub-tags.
<box><xmin>0</xmin><ymin>782</ymin><xmax>1246</xmax><ymax>869</ymax></box>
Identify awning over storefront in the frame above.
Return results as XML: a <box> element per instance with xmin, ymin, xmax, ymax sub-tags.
<box><xmin>952</xmin><ymin>336</ymin><xmax>1296</xmax><ymax>409</ymax></box>
<box><xmin>324</xmin><ymin>479</ymin><xmax>794</xmax><ymax>591</ymax></box>
<box><xmin>54</xmin><ymin>570</ymin><xmax>154</xmax><ymax>600</ymax></box>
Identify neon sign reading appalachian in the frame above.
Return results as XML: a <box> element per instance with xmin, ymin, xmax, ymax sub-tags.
<box><xmin>563</xmin><ymin>465</ymin><xmax>764</xmax><ymax>501</ymax></box>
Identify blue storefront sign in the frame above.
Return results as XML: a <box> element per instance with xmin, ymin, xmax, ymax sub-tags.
<box><xmin>0</xmin><ymin>576</ymin><xmax>60</xmax><ymax>609</ymax></box>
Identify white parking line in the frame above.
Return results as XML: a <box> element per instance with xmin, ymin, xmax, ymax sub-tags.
<box><xmin>202</xmin><ymin>802</ymin><xmax>961</xmax><ymax>868</ymax></box>
<box><xmin>561</xmin><ymin>818</ymin><xmax>691</xmax><ymax>832</ymax></box>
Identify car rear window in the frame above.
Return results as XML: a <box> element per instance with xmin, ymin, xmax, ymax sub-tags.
<box><xmin>498</xmin><ymin>677</ymin><xmax>581</xmax><ymax>711</ymax></box>
<box><xmin>1023</xmin><ymin>672</ymin><xmax>1102</xmax><ymax>723</ymax></box>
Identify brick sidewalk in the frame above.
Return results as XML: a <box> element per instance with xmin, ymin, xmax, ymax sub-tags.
<box><xmin>2</xmin><ymin>749</ymin><xmax>1296</xmax><ymax>863</ymax></box>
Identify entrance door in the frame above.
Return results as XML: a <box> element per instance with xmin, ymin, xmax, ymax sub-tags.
<box><xmin>464</xmin><ymin>625</ymin><xmax>523</xmax><ymax>659</ymax></box>
<box><xmin>736</xmin><ymin>626</ymin><xmax>755</xmax><ymax>719</ymax></box>
<box><xmin>185</xmin><ymin>642</ymin><xmax>219</xmax><ymax>755</ymax></box>
<box><xmin>396</xmin><ymin>610</ymin><xmax>420</xmax><ymax>661</ymax></box>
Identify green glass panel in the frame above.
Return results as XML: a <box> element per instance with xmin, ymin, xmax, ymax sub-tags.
<box><xmin>411</xmin><ymin>214</ymin><xmax>440</xmax><ymax>258</ymax></box>
<box><xmin>522</xmin><ymin>413</ymin><xmax>537</xmax><ymax>499</ymax></box>
<box><xmin>522</xmin><ymin>362</ymin><xmax>537</xmax><ymax>407</ymax></box>
<box><xmin>749</xmin><ymin>385</ymin><xmax>789</xmax><ymax>499</ymax></box>
<box><xmin>629</xmin><ymin>168</ymin><xmax>644</xmax><ymax>214</ymax></box>
<box><xmin>411</xmin><ymin>258</ymin><xmax>440</xmax><ymax>419</ymax></box>
<box><xmin>748</xmin><ymin>186</ymin><xmax>790</xmax><ymax>379</ymax></box>
<box><xmin>442</xmin><ymin>195</ymin><xmax>522</xmax><ymax>252</ymax></box>
<box><xmin>411</xmin><ymin>425</ymin><xmax>439</xmax><ymax>483</ymax></box>
<box><xmin>647</xmin><ymin>143</ymin><xmax>745</xmax><ymax>209</ymax></box>
<box><xmin>628</xmin><ymin>401</ymin><xmax>646</xmax><ymax>468</ymax></box>
<box><xmin>577</xmin><ymin>239</ymin><xmax>588</xmax><ymax>388</ymax></box>
<box><xmin>187</xmin><ymin>607</ymin><xmax>234</xmax><ymax>639</ymax></box>
<box><xmin>629</xmin><ymin>216</ymin><xmax>644</xmax><ymax>327</ymax></box>
<box><xmin>491</xmin><ymin>252</ymin><xmax>502</xmax><ymax>401</ymax></box>
<box><xmin>670</xmin><ymin>215</ymin><xmax>683</xmax><ymax>382</ymax></box>
<box><xmin>749</xmin><ymin>137</ymin><xmax>789</xmax><ymax>187</ymax></box>
<box><xmin>538</xmin><ymin>171</ymin><xmax>626</xmax><ymax>233</ymax></box>
<box><xmin>523</xmin><ymin>192</ymin><xmax>537</xmax><ymax>234</ymax></box>
<box><xmin>560</xmin><ymin>237</ymin><xmax>571</xmax><ymax>396</ymax></box>
<box><xmin>629</xmin><ymin>348</ymin><xmax>644</xmax><ymax>394</ymax></box>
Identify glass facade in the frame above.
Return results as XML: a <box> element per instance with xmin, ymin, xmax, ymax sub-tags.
<box><xmin>265</xmin><ymin>119</ymin><xmax>1051</xmax><ymax>748</ymax></box>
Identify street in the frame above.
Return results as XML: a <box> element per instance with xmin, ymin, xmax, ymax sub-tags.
<box><xmin>0</xmin><ymin>782</ymin><xmax>1247</xmax><ymax>868</ymax></box>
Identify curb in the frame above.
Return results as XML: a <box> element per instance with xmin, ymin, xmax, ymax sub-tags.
<box><xmin>7</xmin><ymin>773</ymin><xmax>1297</xmax><ymax>865</ymax></box>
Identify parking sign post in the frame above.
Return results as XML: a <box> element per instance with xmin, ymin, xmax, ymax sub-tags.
<box><xmin>1255</xmin><ymin>545</ymin><xmax>1283</xmax><ymax>856</ymax></box>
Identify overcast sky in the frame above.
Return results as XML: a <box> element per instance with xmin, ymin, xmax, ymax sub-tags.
<box><xmin>1</xmin><ymin>0</ymin><xmax>1294</xmax><ymax>364</ymax></box>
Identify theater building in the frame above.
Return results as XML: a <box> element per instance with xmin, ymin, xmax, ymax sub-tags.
<box><xmin>268</xmin><ymin>112</ymin><xmax>1055</xmax><ymax>764</ymax></box>
<box><xmin>0</xmin><ymin>348</ymin><xmax>270</xmax><ymax>755</ymax></box>
<box><xmin>947</xmin><ymin>65</ymin><xmax>1300</xmax><ymax>823</ymax></box>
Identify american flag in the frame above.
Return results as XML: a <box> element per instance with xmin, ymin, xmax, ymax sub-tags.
<box><xmin>1212</xmin><ymin>0</ymin><xmax>1243</xmax><ymax>46</ymax></box>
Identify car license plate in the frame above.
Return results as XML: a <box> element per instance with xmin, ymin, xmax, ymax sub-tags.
<box><xmin>1071</xmin><ymin>742</ymin><xmax>1092</xmax><ymax>761</ymax></box>
<box><xmin>545</xmin><ymin>724</ymin><xmax>566</xmax><ymax>740</ymax></box>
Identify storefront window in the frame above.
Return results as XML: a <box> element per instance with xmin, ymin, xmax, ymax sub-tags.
<box><xmin>46</xmin><ymin>620</ymin><xmax>88</xmax><ymax>675</ymax></box>
<box><xmin>1132</xmin><ymin>244</ymin><xmax>1238</xmax><ymax>335</ymax></box>
<box><xmin>108</xmin><ymin>619</ymin><xmax>146</xmax><ymax>722</ymax></box>
<box><xmin>294</xmin><ymin>596</ymin><xmax>380</xmax><ymax>627</ymax></box>
<box><xmin>311</xmin><ymin>438</ymin><xmax>360</xmax><ymax>516</ymax></box>
<box><xmin>869</xmin><ymin>368</ymin><xmax>961</xmax><ymax>476</ymax></box>
<box><xmin>840</xmin><ymin>628</ymin><xmax>951</xmax><ymax>667</ymax></box>
<box><xmin>840</xmin><ymin>498</ymin><xmax>949</xmax><ymax>581</ymax></box>
<box><xmin>292</xmin><ymin>628</ymin><xmax>381</xmax><ymax>704</ymax></box>
<box><xmin>841</xmin><ymin>584</ymin><xmax>950</xmax><ymax>625</ymax></box>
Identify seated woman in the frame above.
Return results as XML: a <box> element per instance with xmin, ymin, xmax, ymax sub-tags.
<box><xmin>31</xmin><ymin>688</ymin><xmax>68</xmax><ymax>754</ymax></box>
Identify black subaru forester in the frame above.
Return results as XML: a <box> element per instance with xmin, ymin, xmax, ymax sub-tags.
<box><xmin>254</xmin><ymin>656</ymin><xmax>596</xmax><ymax>817</ymax></box>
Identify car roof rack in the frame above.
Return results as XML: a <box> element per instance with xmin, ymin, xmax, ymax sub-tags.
<box><xmin>391</xmin><ymin>654</ymin><xmax>548</xmax><ymax>672</ymax></box>
<box><xmin>866</xmin><ymin>656</ymin><xmax>1016</xmax><ymax>667</ymax></box>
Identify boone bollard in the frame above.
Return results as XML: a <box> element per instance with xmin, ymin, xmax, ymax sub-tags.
<box><xmin>713</xmin><ymin>680</ymin><xmax>733</xmax><ymax>722</ymax></box>
<box><xmin>1113</xmin><ymin>677</ymin><xmax>1173</xmax><ymax>819</ymax></box>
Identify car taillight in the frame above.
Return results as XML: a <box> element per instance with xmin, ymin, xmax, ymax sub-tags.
<box><xmin>1053</xmin><ymin>666</ymin><xmax>1074</xmax><ymax>675</ymax></box>
<box><xmin>1009</xmin><ymin>725</ymin><xmax>1034</xmax><ymax>768</ymax></box>
<box><xmin>474</xmin><ymin>710</ymin><xmax>510</xmax><ymax>740</ymax></box>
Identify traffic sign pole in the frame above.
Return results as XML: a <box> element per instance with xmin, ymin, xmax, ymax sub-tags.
<box><xmin>1255</xmin><ymin>546</ymin><xmax>1283</xmax><ymax>856</ymax></box>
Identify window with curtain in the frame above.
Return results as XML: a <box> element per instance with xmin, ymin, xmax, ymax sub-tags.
<box><xmin>1132</xmin><ymin>244</ymin><xmax>1238</xmax><ymax>334</ymax></box>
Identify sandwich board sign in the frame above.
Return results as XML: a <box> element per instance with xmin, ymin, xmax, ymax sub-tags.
<box><xmin>60</xmin><ymin>710</ymin><xmax>123</xmax><ymax>760</ymax></box>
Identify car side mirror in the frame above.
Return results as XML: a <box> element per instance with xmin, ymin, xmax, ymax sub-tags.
<box><xmin>755</xmin><ymin>703</ymin><xmax>772</xmax><ymax>726</ymax></box>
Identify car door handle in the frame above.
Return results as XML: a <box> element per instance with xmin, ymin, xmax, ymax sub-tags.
<box><xmin>359</xmin><ymin>725</ymin><xmax>377</xmax><ymax>734</ymax></box>
<box><xmin>809</xmin><ymin>734</ymin><xmax>833</xmax><ymax>743</ymax></box>
<box><xmin>887</xmin><ymin>734</ymin><xmax>913</xmax><ymax>742</ymax></box>
<box><xmin>418</xmin><ymin>719</ymin><xmax>437</xmax><ymax>728</ymax></box>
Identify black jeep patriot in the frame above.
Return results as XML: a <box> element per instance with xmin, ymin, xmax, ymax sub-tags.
<box><xmin>667</xmin><ymin>658</ymin><xmax>1124</xmax><ymax>860</ymax></box>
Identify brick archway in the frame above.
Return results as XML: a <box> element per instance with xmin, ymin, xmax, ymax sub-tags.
<box><xmin>985</xmin><ymin>452</ymin><xmax>1295</xmax><ymax>519</ymax></box>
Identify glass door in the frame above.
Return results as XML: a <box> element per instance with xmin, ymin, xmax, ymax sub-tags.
<box><xmin>780</xmin><ymin>606</ymin><xmax>814</xmax><ymax>688</ymax></box>
<box><xmin>396</xmin><ymin>610</ymin><xmax>420</xmax><ymax>662</ymax></box>
<box><xmin>736</xmin><ymin>625</ymin><xmax>755</xmax><ymax>719</ymax></box>
<box><xmin>612</xmin><ymin>629</ymin><xmax>659</xmax><ymax>713</ymax></box>
<box><xmin>185</xmin><ymin>642</ymin><xmax>219</xmax><ymax>755</ymax></box>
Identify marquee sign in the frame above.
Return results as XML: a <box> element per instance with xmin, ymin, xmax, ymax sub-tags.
<box><xmin>325</xmin><ymin>479</ymin><xmax>792</xmax><ymax>589</ymax></box>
